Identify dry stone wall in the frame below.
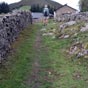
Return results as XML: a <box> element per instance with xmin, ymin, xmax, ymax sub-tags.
<box><xmin>57</xmin><ymin>12</ymin><xmax>88</xmax><ymax>22</ymax></box>
<box><xmin>0</xmin><ymin>11</ymin><xmax>32</xmax><ymax>63</ymax></box>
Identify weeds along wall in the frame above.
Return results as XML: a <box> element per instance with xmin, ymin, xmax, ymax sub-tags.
<box><xmin>0</xmin><ymin>11</ymin><xmax>32</xmax><ymax>63</ymax></box>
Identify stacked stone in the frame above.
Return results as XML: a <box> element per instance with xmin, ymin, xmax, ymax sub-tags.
<box><xmin>57</xmin><ymin>12</ymin><xmax>88</xmax><ymax>22</ymax></box>
<box><xmin>0</xmin><ymin>11</ymin><xmax>32</xmax><ymax>63</ymax></box>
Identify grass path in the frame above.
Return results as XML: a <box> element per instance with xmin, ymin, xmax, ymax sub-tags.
<box><xmin>25</xmin><ymin>27</ymin><xmax>44</xmax><ymax>88</ymax></box>
<box><xmin>0</xmin><ymin>24</ymin><xmax>42</xmax><ymax>88</ymax></box>
<box><xmin>0</xmin><ymin>21</ymin><xmax>88</xmax><ymax>88</ymax></box>
<box><xmin>25</xmin><ymin>25</ymin><xmax>54</xmax><ymax>88</ymax></box>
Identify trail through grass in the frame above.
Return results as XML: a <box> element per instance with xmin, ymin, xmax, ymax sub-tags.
<box><xmin>0</xmin><ymin>21</ymin><xmax>88</xmax><ymax>88</ymax></box>
<box><xmin>0</xmin><ymin>24</ymin><xmax>40</xmax><ymax>88</ymax></box>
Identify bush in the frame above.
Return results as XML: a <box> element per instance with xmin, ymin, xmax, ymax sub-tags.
<box><xmin>0</xmin><ymin>2</ymin><xmax>10</xmax><ymax>14</ymax></box>
<box><xmin>79</xmin><ymin>0</ymin><xmax>88</xmax><ymax>12</ymax></box>
<box><xmin>30</xmin><ymin>4</ymin><xmax>43</xmax><ymax>12</ymax></box>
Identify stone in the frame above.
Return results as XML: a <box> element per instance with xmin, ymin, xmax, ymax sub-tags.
<box><xmin>69</xmin><ymin>46</ymin><xmax>78</xmax><ymax>54</ymax></box>
<box><xmin>77</xmin><ymin>52</ymin><xmax>84</xmax><ymax>57</ymax></box>
<box><xmin>41</xmin><ymin>28</ymin><xmax>46</xmax><ymax>31</ymax></box>
<box><xmin>59</xmin><ymin>34</ymin><xmax>70</xmax><ymax>39</ymax></box>
<box><xmin>42</xmin><ymin>33</ymin><xmax>54</xmax><ymax>36</ymax></box>
<box><xmin>74</xmin><ymin>33</ymin><xmax>78</xmax><ymax>36</ymax></box>
<box><xmin>0</xmin><ymin>10</ymin><xmax>32</xmax><ymax>62</ymax></box>
<box><xmin>57</xmin><ymin>12</ymin><xmax>88</xmax><ymax>22</ymax></box>
<box><xmin>80</xmin><ymin>23</ymin><xmax>88</xmax><ymax>32</ymax></box>
<box><xmin>64</xmin><ymin>35</ymin><xmax>70</xmax><ymax>38</ymax></box>
<box><xmin>60</xmin><ymin>21</ymin><xmax>76</xmax><ymax>29</ymax></box>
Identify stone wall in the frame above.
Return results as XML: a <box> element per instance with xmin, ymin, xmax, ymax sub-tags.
<box><xmin>0</xmin><ymin>11</ymin><xmax>32</xmax><ymax>63</ymax></box>
<box><xmin>57</xmin><ymin>12</ymin><xmax>88</xmax><ymax>22</ymax></box>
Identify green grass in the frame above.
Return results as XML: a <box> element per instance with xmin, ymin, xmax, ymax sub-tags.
<box><xmin>41</xmin><ymin>21</ymin><xmax>88</xmax><ymax>88</ymax></box>
<box><xmin>19</xmin><ymin>6</ymin><xmax>31</xmax><ymax>11</ymax></box>
<box><xmin>0</xmin><ymin>24</ymin><xmax>40</xmax><ymax>88</ymax></box>
<box><xmin>0</xmin><ymin>21</ymin><xmax>88</xmax><ymax>88</ymax></box>
<box><xmin>42</xmin><ymin>36</ymin><xmax>88</xmax><ymax>88</ymax></box>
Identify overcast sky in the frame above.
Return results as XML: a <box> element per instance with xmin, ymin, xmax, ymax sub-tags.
<box><xmin>0</xmin><ymin>0</ymin><xmax>21</xmax><ymax>4</ymax></box>
<box><xmin>54</xmin><ymin>0</ymin><xmax>79</xmax><ymax>10</ymax></box>
<box><xmin>0</xmin><ymin>0</ymin><xmax>79</xmax><ymax>10</ymax></box>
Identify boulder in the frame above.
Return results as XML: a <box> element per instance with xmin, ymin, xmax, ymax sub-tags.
<box><xmin>80</xmin><ymin>23</ymin><xmax>88</xmax><ymax>32</ymax></box>
<box><xmin>60</xmin><ymin>21</ymin><xmax>76</xmax><ymax>29</ymax></box>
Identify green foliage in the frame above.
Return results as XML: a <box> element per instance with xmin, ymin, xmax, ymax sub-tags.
<box><xmin>48</xmin><ymin>5</ymin><xmax>56</xmax><ymax>14</ymax></box>
<box><xmin>79</xmin><ymin>0</ymin><xmax>88</xmax><ymax>12</ymax></box>
<box><xmin>0</xmin><ymin>2</ymin><xmax>10</xmax><ymax>14</ymax></box>
<box><xmin>30</xmin><ymin>4</ymin><xmax>43</xmax><ymax>12</ymax></box>
<box><xmin>19</xmin><ymin>6</ymin><xmax>31</xmax><ymax>11</ymax></box>
<box><xmin>42</xmin><ymin>21</ymin><xmax>88</xmax><ymax>88</ymax></box>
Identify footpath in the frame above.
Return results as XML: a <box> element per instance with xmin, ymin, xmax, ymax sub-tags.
<box><xmin>0</xmin><ymin>21</ymin><xmax>88</xmax><ymax>88</ymax></box>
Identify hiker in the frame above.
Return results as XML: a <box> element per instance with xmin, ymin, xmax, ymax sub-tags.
<box><xmin>43</xmin><ymin>5</ymin><xmax>49</xmax><ymax>26</ymax></box>
<box><xmin>54</xmin><ymin>11</ymin><xmax>57</xmax><ymax>21</ymax></box>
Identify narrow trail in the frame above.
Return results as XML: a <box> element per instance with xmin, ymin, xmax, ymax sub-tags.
<box><xmin>1</xmin><ymin>22</ymin><xmax>88</xmax><ymax>88</ymax></box>
<box><xmin>26</xmin><ymin>29</ymin><xmax>43</xmax><ymax>88</ymax></box>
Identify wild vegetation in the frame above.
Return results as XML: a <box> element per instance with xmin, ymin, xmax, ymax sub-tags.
<box><xmin>41</xmin><ymin>20</ymin><xmax>88</xmax><ymax>88</ymax></box>
<box><xmin>19</xmin><ymin>6</ymin><xmax>31</xmax><ymax>11</ymax></box>
<box><xmin>0</xmin><ymin>19</ymin><xmax>88</xmax><ymax>88</ymax></box>
<box><xmin>0</xmin><ymin>0</ymin><xmax>88</xmax><ymax>87</ymax></box>
<box><xmin>79</xmin><ymin>0</ymin><xmax>88</xmax><ymax>11</ymax></box>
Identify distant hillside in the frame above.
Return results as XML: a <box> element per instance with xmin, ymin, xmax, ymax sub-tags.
<box><xmin>19</xmin><ymin>6</ymin><xmax>31</xmax><ymax>11</ymax></box>
<box><xmin>9</xmin><ymin>0</ymin><xmax>63</xmax><ymax>10</ymax></box>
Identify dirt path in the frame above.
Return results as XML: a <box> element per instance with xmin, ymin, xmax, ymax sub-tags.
<box><xmin>26</xmin><ymin>29</ymin><xmax>43</xmax><ymax>88</ymax></box>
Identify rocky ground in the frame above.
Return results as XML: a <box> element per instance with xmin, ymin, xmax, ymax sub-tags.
<box><xmin>42</xmin><ymin>20</ymin><xmax>88</xmax><ymax>59</ymax></box>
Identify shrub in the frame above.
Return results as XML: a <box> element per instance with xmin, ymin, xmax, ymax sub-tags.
<box><xmin>0</xmin><ymin>2</ymin><xmax>10</xmax><ymax>14</ymax></box>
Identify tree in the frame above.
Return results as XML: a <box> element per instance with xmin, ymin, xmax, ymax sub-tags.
<box><xmin>30</xmin><ymin>4</ymin><xmax>43</xmax><ymax>12</ymax></box>
<box><xmin>79</xmin><ymin>0</ymin><xmax>88</xmax><ymax>12</ymax></box>
<box><xmin>30</xmin><ymin>4</ymin><xmax>55</xmax><ymax>14</ymax></box>
<box><xmin>0</xmin><ymin>2</ymin><xmax>10</xmax><ymax>14</ymax></box>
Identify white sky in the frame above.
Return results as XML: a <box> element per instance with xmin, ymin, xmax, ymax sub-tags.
<box><xmin>0</xmin><ymin>0</ymin><xmax>21</xmax><ymax>4</ymax></box>
<box><xmin>53</xmin><ymin>0</ymin><xmax>79</xmax><ymax>10</ymax></box>
<box><xmin>0</xmin><ymin>0</ymin><xmax>79</xmax><ymax>10</ymax></box>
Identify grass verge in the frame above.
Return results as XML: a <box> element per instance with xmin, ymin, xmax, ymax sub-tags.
<box><xmin>41</xmin><ymin>21</ymin><xmax>88</xmax><ymax>88</ymax></box>
<box><xmin>0</xmin><ymin>24</ymin><xmax>40</xmax><ymax>88</ymax></box>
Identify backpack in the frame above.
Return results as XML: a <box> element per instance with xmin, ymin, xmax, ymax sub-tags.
<box><xmin>44</xmin><ymin>11</ymin><xmax>48</xmax><ymax>16</ymax></box>
<box><xmin>43</xmin><ymin>8</ymin><xmax>49</xmax><ymax>16</ymax></box>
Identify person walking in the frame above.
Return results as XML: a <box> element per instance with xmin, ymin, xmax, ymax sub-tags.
<box><xmin>54</xmin><ymin>11</ymin><xmax>57</xmax><ymax>21</ymax></box>
<box><xmin>43</xmin><ymin>5</ymin><xmax>49</xmax><ymax>26</ymax></box>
